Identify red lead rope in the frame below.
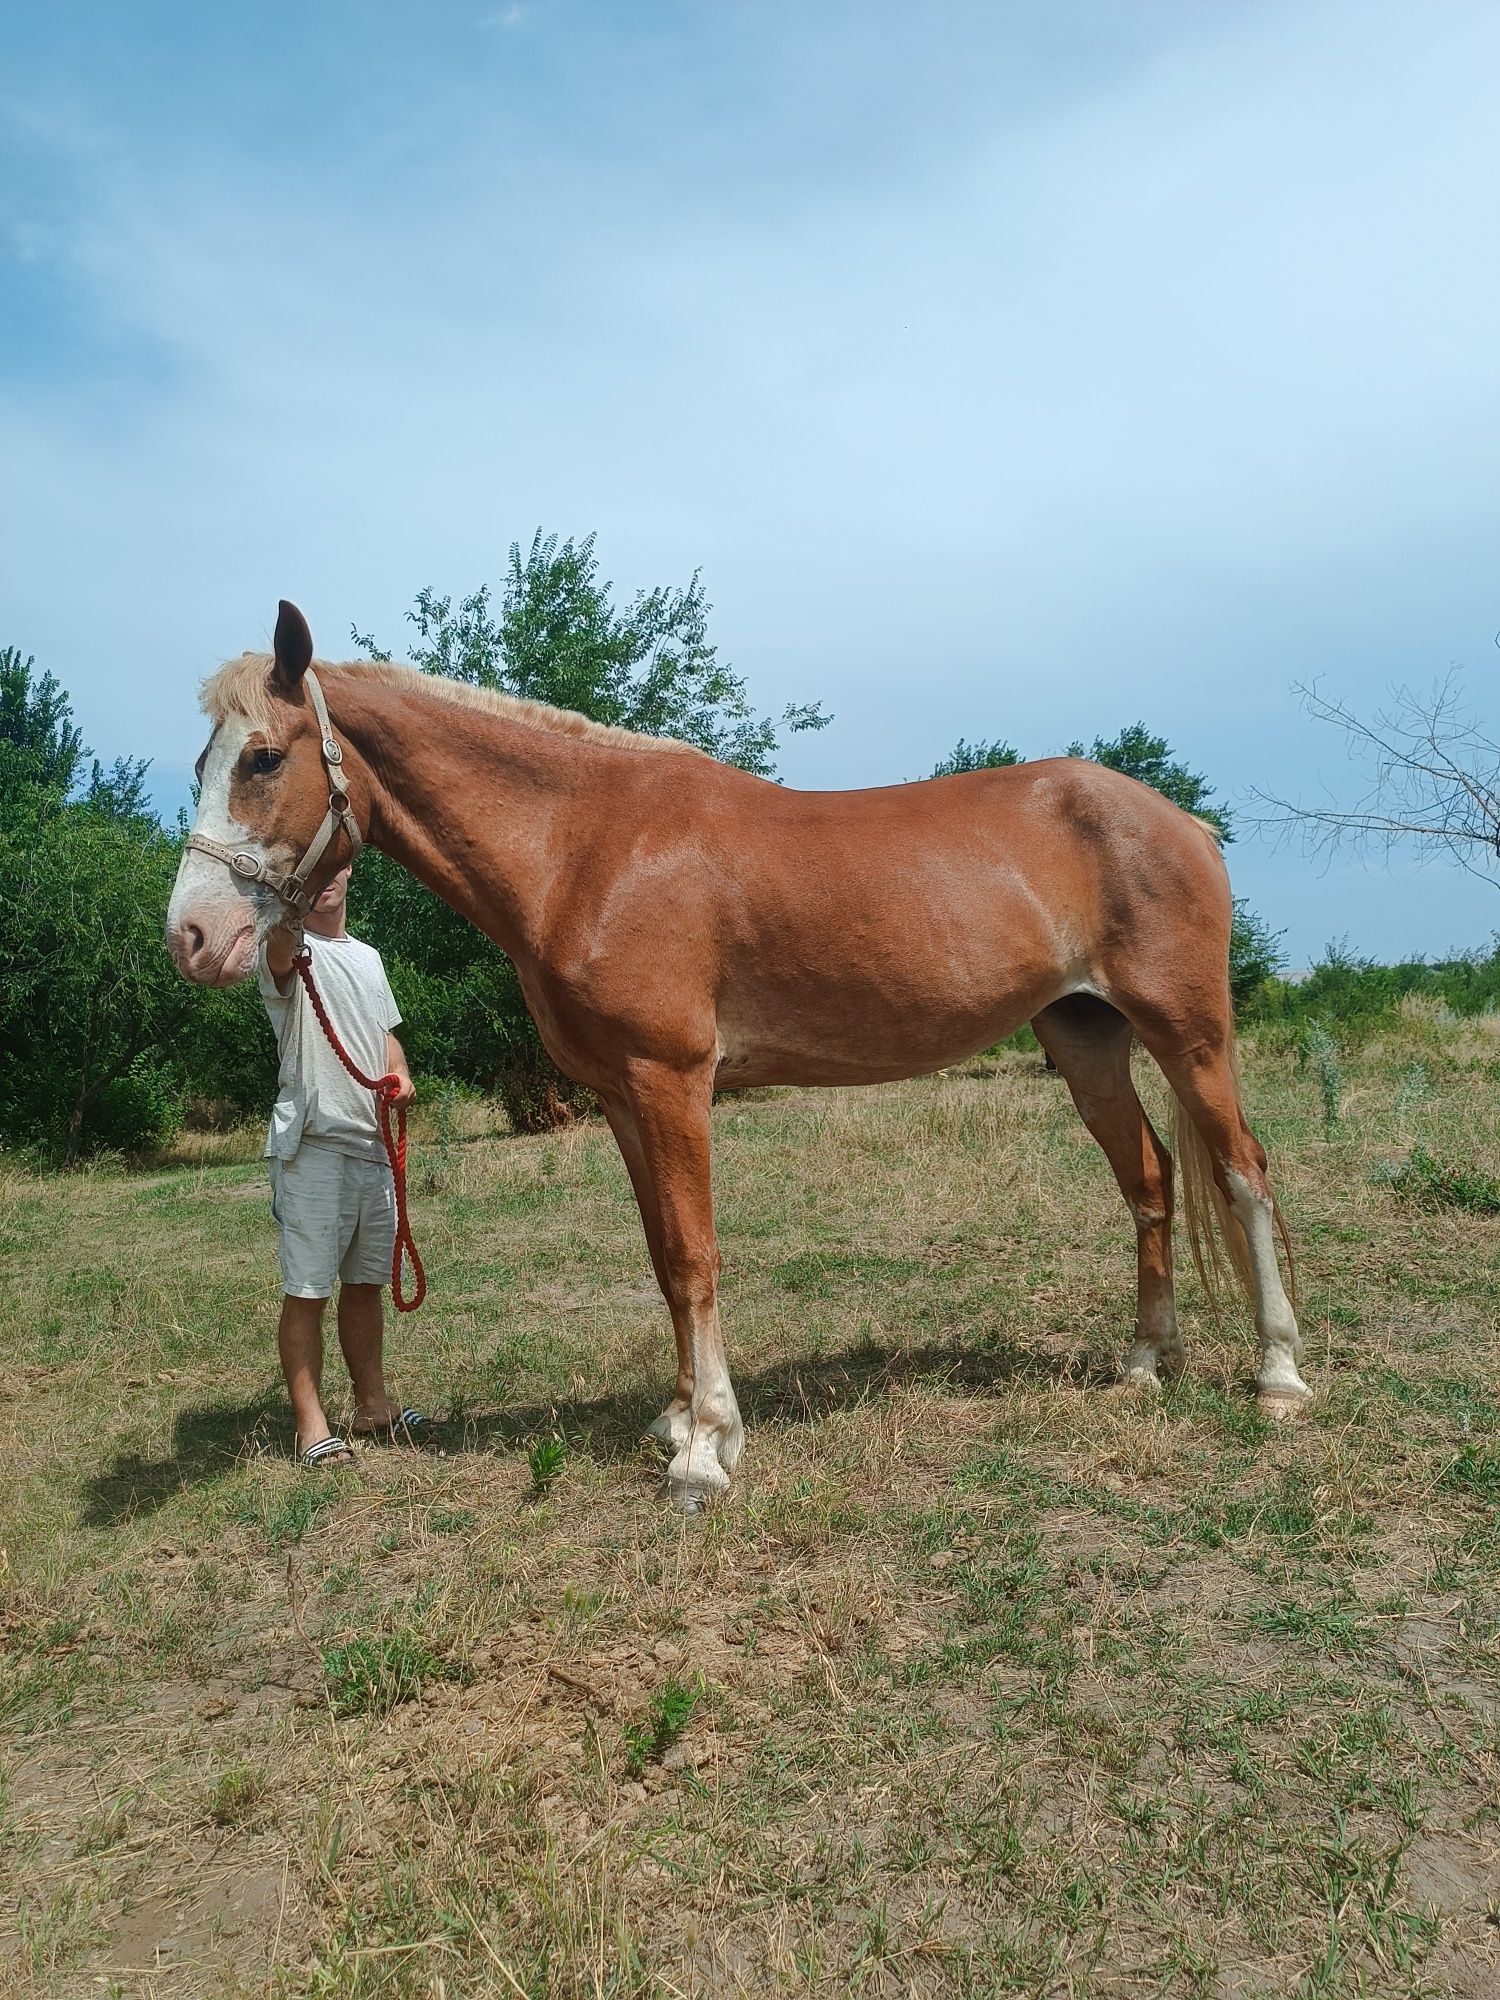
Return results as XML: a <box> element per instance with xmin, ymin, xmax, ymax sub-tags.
<box><xmin>292</xmin><ymin>947</ymin><xmax>427</xmax><ymax>1312</ymax></box>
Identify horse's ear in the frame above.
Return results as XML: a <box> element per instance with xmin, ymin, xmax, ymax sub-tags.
<box><xmin>272</xmin><ymin>600</ymin><xmax>314</xmax><ymax>691</ymax></box>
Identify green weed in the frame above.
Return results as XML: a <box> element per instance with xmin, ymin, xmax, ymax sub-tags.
<box><xmin>1443</xmin><ymin>1441</ymin><xmax>1500</xmax><ymax>1502</ymax></box>
<box><xmin>622</xmin><ymin>1675</ymin><xmax>703</xmax><ymax>1776</ymax></box>
<box><xmin>208</xmin><ymin>1760</ymin><xmax>267</xmax><ymax>1825</ymax></box>
<box><xmin>1301</xmin><ymin>1022</ymin><xmax>1344</xmax><ymax>1142</ymax></box>
<box><xmin>1378</xmin><ymin>1144</ymin><xmax>1500</xmax><ymax>1216</ymax></box>
<box><xmin>322</xmin><ymin>1629</ymin><xmax>454</xmax><ymax>1717</ymax></box>
<box><xmin>241</xmin><ymin>1480</ymin><xmax>341</xmax><ymax>1548</ymax></box>
<box><xmin>527</xmin><ymin>1432</ymin><xmax>567</xmax><ymax>1493</ymax></box>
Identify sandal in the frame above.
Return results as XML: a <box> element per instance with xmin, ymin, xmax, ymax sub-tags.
<box><xmin>301</xmin><ymin>1434</ymin><xmax>357</xmax><ymax>1468</ymax></box>
<box><xmin>352</xmin><ymin>1406</ymin><xmax>428</xmax><ymax>1444</ymax></box>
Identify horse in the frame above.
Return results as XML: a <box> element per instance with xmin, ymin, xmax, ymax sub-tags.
<box><xmin>165</xmin><ymin>601</ymin><xmax>1308</xmax><ymax>1509</ymax></box>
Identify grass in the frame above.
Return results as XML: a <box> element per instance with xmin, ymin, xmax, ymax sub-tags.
<box><xmin>3</xmin><ymin>1022</ymin><xmax>1500</xmax><ymax>1994</ymax></box>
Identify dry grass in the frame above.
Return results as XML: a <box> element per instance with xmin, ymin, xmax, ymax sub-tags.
<box><xmin>3</xmin><ymin>1026</ymin><xmax>1499</xmax><ymax>1997</ymax></box>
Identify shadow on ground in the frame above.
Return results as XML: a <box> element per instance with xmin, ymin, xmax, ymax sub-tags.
<box><xmin>451</xmin><ymin>1335</ymin><xmax>1117</xmax><ymax>1465</ymax></box>
<box><xmin>78</xmin><ymin>1340</ymin><xmax>1116</xmax><ymax>1528</ymax></box>
<box><xmin>80</xmin><ymin>1392</ymin><xmax>284</xmax><ymax>1529</ymax></box>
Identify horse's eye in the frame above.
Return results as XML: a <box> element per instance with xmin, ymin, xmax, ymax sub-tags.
<box><xmin>250</xmin><ymin>748</ymin><xmax>284</xmax><ymax>776</ymax></box>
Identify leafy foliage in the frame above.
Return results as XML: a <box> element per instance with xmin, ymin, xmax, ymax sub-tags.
<box><xmin>321</xmin><ymin>1628</ymin><xmax>454</xmax><ymax>1717</ymax></box>
<box><xmin>930</xmin><ymin>737</ymin><xmax>1023</xmax><ymax>777</ymax></box>
<box><xmin>622</xmin><ymin>1675</ymin><xmax>703</xmax><ymax>1776</ymax></box>
<box><xmin>0</xmin><ymin>646</ymin><xmax>85</xmax><ymax>810</ymax></box>
<box><xmin>0</xmin><ymin>651</ymin><xmax>273</xmax><ymax>1161</ymax></box>
<box><xmin>1299</xmin><ymin>1022</ymin><xmax>1345</xmax><ymax>1142</ymax></box>
<box><xmin>353</xmin><ymin>531</ymin><xmax>829</xmax><ymax>774</ymax></box>
<box><xmin>527</xmin><ymin>1433</ymin><xmax>567</xmax><ymax>1494</ymax></box>
<box><xmin>1070</xmin><ymin>722</ymin><xmax>1233</xmax><ymax>840</ymax></box>
<box><xmin>1242</xmin><ymin>938</ymin><xmax>1500</xmax><ymax>1041</ymax></box>
<box><xmin>1227</xmin><ymin>897</ymin><xmax>1286</xmax><ymax>1009</ymax></box>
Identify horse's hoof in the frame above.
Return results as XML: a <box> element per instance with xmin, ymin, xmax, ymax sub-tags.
<box><xmin>666</xmin><ymin>1476</ymin><xmax>724</xmax><ymax>1515</ymax></box>
<box><xmin>1258</xmin><ymin>1388</ymin><xmax>1311</xmax><ymax>1422</ymax></box>
<box><xmin>1120</xmin><ymin>1340</ymin><xmax>1185</xmax><ymax>1390</ymax></box>
<box><xmin>665</xmin><ymin>1441</ymin><xmax>731</xmax><ymax>1513</ymax></box>
<box><xmin>1117</xmin><ymin>1367</ymin><xmax>1162</xmax><ymax>1393</ymax></box>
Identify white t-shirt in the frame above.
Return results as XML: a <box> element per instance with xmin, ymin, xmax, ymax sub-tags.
<box><xmin>258</xmin><ymin>932</ymin><xmax>403</xmax><ymax>1162</ymax></box>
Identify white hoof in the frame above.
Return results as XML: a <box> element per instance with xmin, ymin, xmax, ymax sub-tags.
<box><xmin>1121</xmin><ymin>1337</ymin><xmax>1186</xmax><ymax>1388</ymax></box>
<box><xmin>1257</xmin><ymin>1383</ymin><xmax>1312</xmax><ymax>1421</ymax></box>
<box><xmin>1121</xmin><ymin>1353</ymin><xmax>1163</xmax><ymax>1389</ymax></box>
<box><xmin>665</xmin><ymin>1434</ymin><xmax>732</xmax><ymax>1512</ymax></box>
<box><xmin>1256</xmin><ymin>1349</ymin><xmax>1311</xmax><ymax>1416</ymax></box>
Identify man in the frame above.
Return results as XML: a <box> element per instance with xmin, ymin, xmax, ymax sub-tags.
<box><xmin>261</xmin><ymin>865</ymin><xmax>421</xmax><ymax>1466</ymax></box>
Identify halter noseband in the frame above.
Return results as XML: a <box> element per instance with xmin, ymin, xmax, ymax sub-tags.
<box><xmin>185</xmin><ymin>667</ymin><xmax>362</xmax><ymax>914</ymax></box>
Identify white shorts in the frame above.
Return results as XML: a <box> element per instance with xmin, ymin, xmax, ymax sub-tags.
<box><xmin>269</xmin><ymin>1145</ymin><xmax>396</xmax><ymax>1299</ymax></box>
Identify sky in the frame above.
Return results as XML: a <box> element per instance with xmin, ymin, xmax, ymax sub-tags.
<box><xmin>3</xmin><ymin>0</ymin><xmax>1498</xmax><ymax>965</ymax></box>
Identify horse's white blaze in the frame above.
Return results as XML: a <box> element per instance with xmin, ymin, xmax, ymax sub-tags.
<box><xmin>1225</xmin><ymin>1168</ymin><xmax>1309</xmax><ymax>1400</ymax></box>
<box><xmin>165</xmin><ymin>717</ymin><xmax>270</xmax><ymax>981</ymax></box>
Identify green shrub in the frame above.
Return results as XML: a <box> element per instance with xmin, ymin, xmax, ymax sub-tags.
<box><xmin>1300</xmin><ymin>1021</ymin><xmax>1344</xmax><ymax>1141</ymax></box>
<box><xmin>1377</xmin><ymin>1146</ymin><xmax>1500</xmax><ymax>1217</ymax></box>
<box><xmin>1242</xmin><ymin>939</ymin><xmax>1500</xmax><ymax>1042</ymax></box>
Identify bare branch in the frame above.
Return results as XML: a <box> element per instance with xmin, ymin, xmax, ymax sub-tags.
<box><xmin>1248</xmin><ymin>668</ymin><xmax>1500</xmax><ymax>891</ymax></box>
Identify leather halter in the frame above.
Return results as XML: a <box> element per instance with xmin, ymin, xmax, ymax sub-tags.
<box><xmin>185</xmin><ymin>667</ymin><xmax>362</xmax><ymax>913</ymax></box>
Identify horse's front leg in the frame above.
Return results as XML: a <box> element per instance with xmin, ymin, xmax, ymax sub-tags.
<box><xmin>601</xmin><ymin>1095</ymin><xmax>693</xmax><ymax>1454</ymax></box>
<box><xmin>621</xmin><ymin>1061</ymin><xmax>742</xmax><ymax>1511</ymax></box>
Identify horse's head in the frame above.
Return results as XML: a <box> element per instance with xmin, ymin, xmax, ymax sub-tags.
<box><xmin>166</xmin><ymin>601</ymin><xmax>362</xmax><ymax>985</ymax></box>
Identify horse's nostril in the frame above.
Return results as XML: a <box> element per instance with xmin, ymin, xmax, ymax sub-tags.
<box><xmin>185</xmin><ymin>924</ymin><xmax>205</xmax><ymax>956</ymax></box>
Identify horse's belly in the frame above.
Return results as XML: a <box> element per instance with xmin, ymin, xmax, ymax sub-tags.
<box><xmin>713</xmin><ymin>984</ymin><xmax>1047</xmax><ymax>1089</ymax></box>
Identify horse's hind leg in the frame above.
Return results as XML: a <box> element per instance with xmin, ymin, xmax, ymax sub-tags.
<box><xmin>1031</xmin><ymin>996</ymin><xmax>1183</xmax><ymax>1387</ymax></box>
<box><xmin>1135</xmin><ymin>1023</ymin><xmax>1309</xmax><ymax>1414</ymax></box>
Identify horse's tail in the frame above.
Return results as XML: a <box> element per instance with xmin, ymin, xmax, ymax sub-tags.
<box><xmin>1169</xmin><ymin>1040</ymin><xmax>1297</xmax><ymax>1309</ymax></box>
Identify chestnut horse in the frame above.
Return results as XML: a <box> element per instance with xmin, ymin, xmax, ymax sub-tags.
<box><xmin>166</xmin><ymin>603</ymin><xmax>1307</xmax><ymax>1508</ymax></box>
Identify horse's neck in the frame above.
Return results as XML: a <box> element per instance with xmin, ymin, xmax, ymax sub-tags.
<box><xmin>324</xmin><ymin>670</ymin><xmax>584</xmax><ymax>960</ymax></box>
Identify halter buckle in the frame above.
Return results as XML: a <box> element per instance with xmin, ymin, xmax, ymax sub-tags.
<box><xmin>230</xmin><ymin>852</ymin><xmax>263</xmax><ymax>880</ymax></box>
<box><xmin>323</xmin><ymin>738</ymin><xmax>343</xmax><ymax>764</ymax></box>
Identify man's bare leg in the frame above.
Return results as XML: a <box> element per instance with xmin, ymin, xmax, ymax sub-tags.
<box><xmin>278</xmin><ymin>1295</ymin><xmax>337</xmax><ymax>1451</ymax></box>
<box><xmin>337</xmin><ymin>1283</ymin><xmax>405</xmax><ymax>1431</ymax></box>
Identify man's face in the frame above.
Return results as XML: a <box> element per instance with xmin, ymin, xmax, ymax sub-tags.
<box><xmin>313</xmin><ymin>867</ymin><xmax>352</xmax><ymax>915</ymax></box>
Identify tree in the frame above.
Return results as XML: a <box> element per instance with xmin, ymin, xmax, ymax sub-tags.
<box><xmin>349</xmin><ymin>532</ymin><xmax>830</xmax><ymax>1128</ymax></box>
<box><xmin>1</xmin><ymin>645</ymin><xmax>86</xmax><ymax>837</ymax></box>
<box><xmin>1226</xmin><ymin>898</ymin><xmax>1286</xmax><ymax>1010</ymax></box>
<box><xmin>930</xmin><ymin>737</ymin><xmax>1023</xmax><ymax>777</ymax></box>
<box><xmin>1069</xmin><ymin>722</ymin><xmax>1232</xmax><ymax>840</ymax></box>
<box><xmin>0</xmin><ymin>651</ymin><xmax>275</xmax><ymax>1161</ymax></box>
<box><xmin>353</xmin><ymin>531</ymin><xmax>828</xmax><ymax>774</ymax></box>
<box><xmin>1251</xmin><ymin>672</ymin><xmax>1500</xmax><ymax>886</ymax></box>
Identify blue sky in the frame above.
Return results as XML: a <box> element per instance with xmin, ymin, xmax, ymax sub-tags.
<box><xmin>3</xmin><ymin>0</ymin><xmax>1498</xmax><ymax>964</ymax></box>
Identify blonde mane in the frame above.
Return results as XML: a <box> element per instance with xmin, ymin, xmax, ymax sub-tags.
<box><xmin>200</xmin><ymin>652</ymin><xmax>703</xmax><ymax>758</ymax></box>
